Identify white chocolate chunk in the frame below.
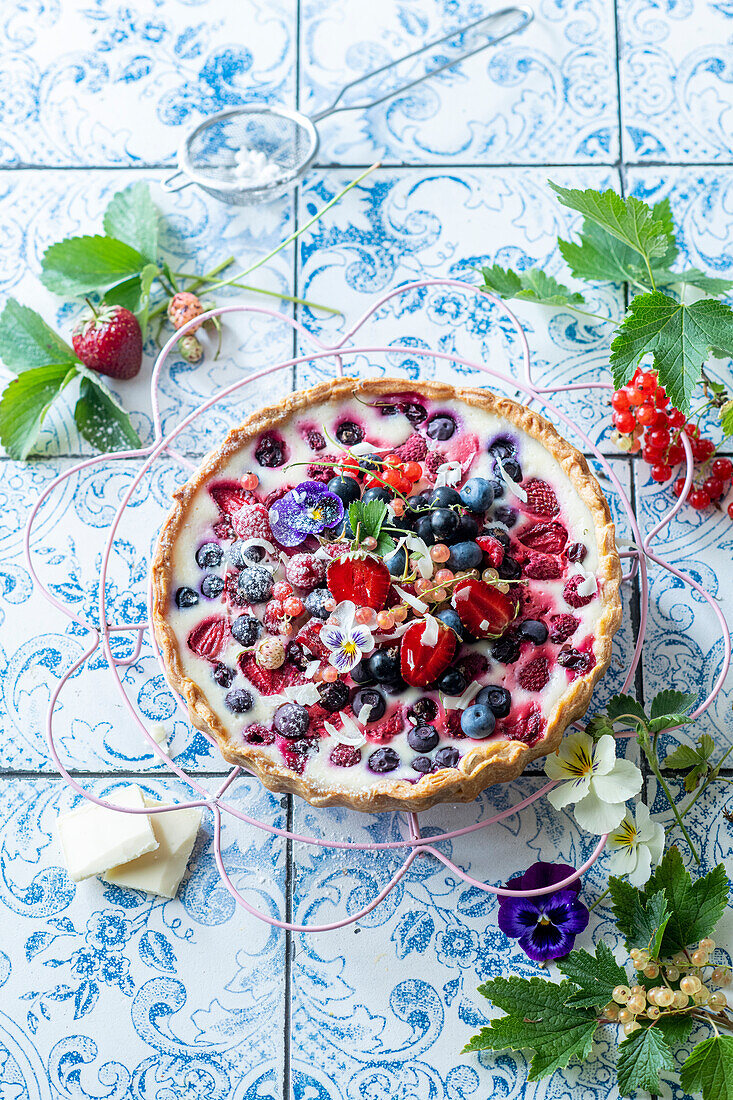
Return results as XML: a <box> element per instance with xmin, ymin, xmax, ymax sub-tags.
<box><xmin>57</xmin><ymin>784</ymin><xmax>158</xmax><ymax>882</ymax></box>
<box><xmin>104</xmin><ymin>798</ymin><xmax>202</xmax><ymax>899</ymax></box>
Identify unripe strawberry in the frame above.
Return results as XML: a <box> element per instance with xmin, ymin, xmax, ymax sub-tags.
<box><xmin>168</xmin><ymin>291</ymin><xmax>204</xmax><ymax>332</ymax></box>
<box><xmin>178</xmin><ymin>334</ymin><xmax>203</xmax><ymax>363</ymax></box>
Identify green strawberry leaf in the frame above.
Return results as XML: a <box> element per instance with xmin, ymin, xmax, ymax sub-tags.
<box><xmin>617</xmin><ymin>1024</ymin><xmax>675</xmax><ymax>1097</ymax></box>
<box><xmin>549</xmin><ymin>184</ymin><xmax>670</xmax><ymax>267</ymax></box>
<box><xmin>74</xmin><ymin>372</ymin><xmax>141</xmax><ymax>453</ymax></box>
<box><xmin>103</xmin><ymin>182</ymin><xmax>159</xmax><ymax>264</ymax></box>
<box><xmin>0</xmin><ymin>299</ymin><xmax>78</xmax><ymax>372</ymax></box>
<box><xmin>680</xmin><ymin>1036</ymin><xmax>733</xmax><ymax>1100</ymax></box>
<box><xmin>479</xmin><ymin>265</ymin><xmax>585</xmax><ymax>307</ymax></box>
<box><xmin>41</xmin><ymin>235</ymin><xmax>147</xmax><ymax>297</ymax></box>
<box><xmin>609</xmin><ymin>292</ymin><xmax>733</xmax><ymax>414</ymax></box>
<box><xmin>104</xmin><ymin>263</ymin><xmax>158</xmax><ymax>334</ymax></box>
<box><xmin>467</xmin><ymin>977</ymin><xmax>598</xmax><ymax>1080</ymax></box>
<box><xmin>0</xmin><ymin>362</ymin><xmax>78</xmax><ymax>459</ymax></box>
<box><xmin>604</xmin><ymin>694</ymin><xmax>648</xmax><ymax>726</ymax></box>
<box><xmin>650</xmin><ymin>689</ymin><xmax>697</xmax><ymax>721</ymax></box>
<box><xmin>559</xmin><ymin>942</ymin><xmax>629</xmax><ymax>1009</ymax></box>
<box><xmin>644</xmin><ymin>848</ymin><xmax>729</xmax><ymax>955</ymax></box>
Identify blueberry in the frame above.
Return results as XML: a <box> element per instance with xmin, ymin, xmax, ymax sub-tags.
<box><xmin>430</xmin><ymin>508</ymin><xmax>459</xmax><ymax>540</ymax></box>
<box><xmin>333</xmin><ymin>518</ymin><xmax>354</xmax><ymax>539</ymax></box>
<box><xmin>460</xmin><ymin>478</ymin><xmax>495</xmax><ymax>513</ymax></box>
<box><xmin>566</xmin><ymin>542</ymin><xmax>587</xmax><ymax>563</ymax></box>
<box><xmin>213</xmin><ymin>663</ymin><xmax>235</xmax><ymax>688</ymax></box>
<box><xmin>328</xmin><ymin>476</ymin><xmax>361</xmax><ymax>505</ymax></box>
<box><xmin>408</xmin><ymin>697</ymin><xmax>438</xmax><ymax>724</ymax></box>
<box><xmin>384</xmin><ymin>547</ymin><xmax>407</xmax><ymax>577</ymax></box>
<box><xmin>482</xmin><ymin>525</ymin><xmax>510</xmax><ymax>548</ymax></box>
<box><xmin>231</xmin><ymin>614</ymin><xmax>262</xmax><ymax>646</ymax></box>
<box><xmin>402</xmin><ymin>401</ymin><xmax>427</xmax><ymax>424</ymax></box>
<box><xmin>378</xmin><ymin>403</ymin><xmax>398</xmax><ymax>416</ymax></box>
<box><xmin>196</xmin><ymin>542</ymin><xmax>223</xmax><ymax>568</ymax></box>
<box><xmin>225</xmin><ymin>688</ymin><xmax>254</xmax><ymax>713</ymax></box>
<box><xmin>489</xmin><ymin>478</ymin><xmax>505</xmax><ymax>500</ymax></box>
<box><xmin>239</xmin><ymin>565</ymin><xmax>274</xmax><ymax>603</ymax></box>
<box><xmin>175</xmin><ymin>586</ymin><xmax>198</xmax><ymax>609</ymax></box>
<box><xmin>433</xmin><ymin>746</ymin><xmax>460</xmax><ymax>769</ymax></box>
<box><xmin>477</xmin><ymin>685</ymin><xmax>512</xmax><ymax>718</ymax></box>
<box><xmin>359</xmin><ymin>454</ymin><xmax>383</xmax><ymax>474</ymax></box>
<box><xmin>496</xmin><ymin>457</ymin><xmax>522</xmax><ymax>482</ymax></box>
<box><xmin>436</xmin><ymin>608</ymin><xmax>473</xmax><ymax>642</ymax></box>
<box><xmin>368</xmin><ymin>746</ymin><xmax>400</xmax><ymax>773</ymax></box>
<box><xmin>273</xmin><ymin>702</ymin><xmax>310</xmax><ymax>739</ymax></box>
<box><xmin>437</xmin><ymin>667</ymin><xmax>466</xmax><ymax>696</ymax></box>
<box><xmin>408</xmin><ymin>724</ymin><xmax>439</xmax><ymax>753</ymax></box>
<box><xmin>362</xmin><ymin>486</ymin><xmax>393</xmax><ymax>505</ymax></box>
<box><xmin>286</xmin><ymin>641</ymin><xmax>310</xmax><ymax>671</ymax></box>
<box><xmin>368</xmin><ymin>647</ymin><xmax>401</xmax><ymax>683</ymax></box>
<box><xmin>382</xmin><ymin>676</ymin><xmax>408</xmax><ymax>696</ymax></box>
<box><xmin>519</xmin><ymin>619</ymin><xmax>549</xmax><ymax>645</ymax></box>
<box><xmin>318</xmin><ymin>679</ymin><xmax>350</xmax><ymax>713</ymax></box>
<box><xmin>335</xmin><ymin>421</ymin><xmax>364</xmax><ymax>445</ymax></box>
<box><xmin>350</xmin><ymin>660</ymin><xmax>374</xmax><ymax>686</ymax></box>
<box><xmin>489</xmin><ymin>437</ymin><xmax>516</xmax><ymax>459</ymax></box>
<box><xmin>493</xmin><ymin>505</ymin><xmax>518</xmax><ymax>528</ymax></box>
<box><xmin>491</xmin><ymin>634</ymin><xmax>520</xmax><ymax>664</ymax></box>
<box><xmin>407</xmin><ymin>492</ymin><xmax>431</xmax><ymax>511</ymax></box>
<box><xmin>498</xmin><ymin>556</ymin><xmax>522</xmax><ymax>580</ymax></box>
<box><xmin>428</xmin><ymin>486</ymin><xmax>462</xmax><ymax>508</ymax></box>
<box><xmin>255</xmin><ymin>434</ymin><xmax>285</xmax><ymax>467</ymax></box>
<box><xmin>456</xmin><ymin>514</ymin><xmax>480</xmax><ymax>540</ymax></box>
<box><xmin>201</xmin><ymin>574</ymin><xmax>225</xmax><ymax>599</ymax></box>
<box><xmin>303</xmin><ymin>587</ymin><xmax>333</xmax><ymax>621</ymax></box>
<box><xmin>447</xmin><ymin>540</ymin><xmax>483</xmax><ymax>571</ymax></box>
<box><xmin>415</xmin><ymin>516</ymin><xmax>436</xmax><ymax>546</ymax></box>
<box><xmin>460</xmin><ymin>704</ymin><xmax>496</xmax><ymax>738</ymax></box>
<box><xmin>426</xmin><ymin>414</ymin><xmax>456</xmax><ymax>441</ymax></box>
<box><xmin>227</xmin><ymin>541</ymin><xmax>262</xmax><ymax>569</ymax></box>
<box><xmin>411</xmin><ymin>756</ymin><xmax>433</xmax><ymax>774</ymax></box>
<box><xmin>352</xmin><ymin>687</ymin><xmax>386</xmax><ymax>722</ymax></box>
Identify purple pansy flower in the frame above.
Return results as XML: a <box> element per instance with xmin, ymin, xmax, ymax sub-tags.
<box><xmin>268</xmin><ymin>480</ymin><xmax>344</xmax><ymax>547</ymax></box>
<box><xmin>497</xmin><ymin>861</ymin><xmax>589</xmax><ymax>962</ymax></box>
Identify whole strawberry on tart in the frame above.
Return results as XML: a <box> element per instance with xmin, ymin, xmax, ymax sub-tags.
<box><xmin>151</xmin><ymin>378</ymin><xmax>621</xmax><ymax>812</ymax></box>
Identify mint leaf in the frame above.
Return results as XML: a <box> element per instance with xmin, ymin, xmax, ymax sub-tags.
<box><xmin>41</xmin><ymin>235</ymin><xmax>147</xmax><ymax>297</ymax></box>
<box><xmin>74</xmin><ymin>373</ymin><xmax>141</xmax><ymax>452</ymax></box>
<box><xmin>650</xmin><ymin>689</ymin><xmax>697</xmax><ymax>721</ymax></box>
<box><xmin>610</xmin><ymin>292</ymin><xmax>733</xmax><ymax>414</ymax></box>
<box><xmin>480</xmin><ymin>265</ymin><xmax>585</xmax><ymax>308</ymax></box>
<box><xmin>720</xmin><ymin>399</ymin><xmax>733</xmax><ymax>437</ymax></box>
<box><xmin>559</xmin><ymin>942</ymin><xmax>629</xmax><ymax>1009</ymax></box>
<box><xmin>103</xmin><ymin>182</ymin><xmax>159</xmax><ymax>264</ymax></box>
<box><xmin>645</xmin><ymin>848</ymin><xmax>729</xmax><ymax>954</ymax></box>
<box><xmin>617</xmin><ymin>1024</ymin><xmax>674</xmax><ymax>1097</ymax></box>
<box><xmin>549</xmin><ymin>184</ymin><xmax>670</xmax><ymax>267</ymax></box>
<box><xmin>467</xmin><ymin>977</ymin><xmax>598</xmax><ymax>1079</ymax></box>
<box><xmin>605</xmin><ymin>694</ymin><xmax>647</xmax><ymax>725</ymax></box>
<box><xmin>0</xmin><ymin>299</ymin><xmax>78</xmax><ymax>372</ymax></box>
<box><xmin>680</xmin><ymin>1036</ymin><xmax>733</xmax><ymax>1100</ymax></box>
<box><xmin>0</xmin><ymin>363</ymin><xmax>78</xmax><ymax>459</ymax></box>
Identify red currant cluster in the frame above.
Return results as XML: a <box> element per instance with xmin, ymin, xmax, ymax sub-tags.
<box><xmin>611</xmin><ymin>368</ymin><xmax>732</xmax><ymax>512</ymax></box>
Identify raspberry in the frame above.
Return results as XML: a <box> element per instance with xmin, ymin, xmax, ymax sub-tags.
<box><xmin>232</xmin><ymin>503</ymin><xmax>271</xmax><ymax>541</ymax></box>
<box><xmin>320</xmin><ymin>541</ymin><xmax>347</xmax><ymax>559</ymax></box>
<box><xmin>224</xmin><ymin>572</ymin><xmax>247</xmax><ymax>608</ymax></box>
<box><xmin>549</xmin><ymin>614</ymin><xmax>579</xmax><ymax>643</ymax></box>
<box><xmin>278</xmin><ymin>737</ymin><xmax>315</xmax><ymax>774</ymax></box>
<box><xmin>365</xmin><ymin>706</ymin><xmax>405</xmax><ymax>744</ymax></box>
<box><xmin>393</xmin><ymin>434</ymin><xmax>428</xmax><ymax>463</ymax></box>
<box><xmin>213</xmin><ymin>517</ymin><xmax>233</xmax><ymax>539</ymax></box>
<box><xmin>523</xmin><ymin>479</ymin><xmax>559</xmax><ymax>517</ymax></box>
<box><xmin>522</xmin><ymin>553</ymin><xmax>562</xmax><ymax>580</ymax></box>
<box><xmin>308</xmin><ymin>704</ymin><xmax>341</xmax><ymax>738</ymax></box>
<box><xmin>517</xmin><ymin>656</ymin><xmax>550</xmax><ymax>692</ymax></box>
<box><xmin>330</xmin><ymin>743</ymin><xmax>361</xmax><ymax>767</ymax></box>
<box><xmin>424</xmin><ymin>449</ymin><xmax>447</xmax><ymax>478</ymax></box>
<box><xmin>563</xmin><ymin>575</ymin><xmax>595</xmax><ymax>608</ymax></box>
<box><xmin>477</xmin><ymin>535</ymin><xmax>505</xmax><ymax>567</ymax></box>
<box><xmin>242</xmin><ymin>723</ymin><xmax>275</xmax><ymax>746</ymax></box>
<box><xmin>306</xmin><ymin>430</ymin><xmax>326</xmax><ymax>451</ymax></box>
<box><xmin>285</xmin><ymin>552</ymin><xmax>327</xmax><ymax>591</ymax></box>
<box><xmin>457</xmin><ymin>652</ymin><xmax>489</xmax><ymax>681</ymax></box>
<box><xmin>307</xmin><ymin>456</ymin><xmax>337</xmax><ymax>483</ymax></box>
<box><xmin>502</xmin><ymin>704</ymin><xmax>546</xmax><ymax>745</ymax></box>
<box><xmin>517</xmin><ymin>521</ymin><xmax>568</xmax><ymax>554</ymax></box>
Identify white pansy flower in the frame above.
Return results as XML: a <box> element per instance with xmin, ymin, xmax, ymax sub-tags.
<box><xmin>320</xmin><ymin>600</ymin><xmax>375</xmax><ymax>673</ymax></box>
<box><xmin>607</xmin><ymin>802</ymin><xmax>665</xmax><ymax>886</ymax></box>
<box><xmin>545</xmin><ymin>731</ymin><xmax>642</xmax><ymax>834</ymax></box>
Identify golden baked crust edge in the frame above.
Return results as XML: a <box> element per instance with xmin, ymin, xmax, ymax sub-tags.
<box><xmin>151</xmin><ymin>376</ymin><xmax>622</xmax><ymax>812</ymax></box>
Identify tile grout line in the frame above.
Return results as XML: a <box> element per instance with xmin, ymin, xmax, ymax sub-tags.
<box><xmin>5</xmin><ymin>159</ymin><xmax>733</xmax><ymax>172</ymax></box>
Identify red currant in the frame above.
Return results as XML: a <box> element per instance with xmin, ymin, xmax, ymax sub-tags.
<box><xmin>728</xmin><ymin>502</ymin><xmax>733</xmax><ymax>520</ymax></box>
<box><xmin>668</xmin><ymin>408</ymin><xmax>686</xmax><ymax>428</ymax></box>
<box><xmin>673</xmin><ymin>478</ymin><xmax>687</xmax><ymax>498</ymax></box>
<box><xmin>648</xmin><ymin>428</ymin><xmax>671</xmax><ymax>450</ymax></box>
<box><xmin>653</xmin><ymin>410</ymin><xmax>670</xmax><ymax>429</ymax></box>
<box><xmin>402</xmin><ymin>462</ymin><xmax>422</xmax><ymax>483</ymax></box>
<box><xmin>703</xmin><ymin>476</ymin><xmax>725</xmax><ymax>500</ymax></box>
<box><xmin>695</xmin><ymin>439</ymin><xmax>715</xmax><ymax>462</ymax></box>
<box><xmin>637</xmin><ymin>371</ymin><xmax>658</xmax><ymax>396</ymax></box>
<box><xmin>611</xmin><ymin>390</ymin><xmax>631</xmax><ymax>412</ymax></box>
<box><xmin>637</xmin><ymin>403</ymin><xmax>656</xmax><ymax>426</ymax></box>
<box><xmin>628</xmin><ymin>387</ymin><xmax>645</xmax><ymax>406</ymax></box>
<box><xmin>614</xmin><ymin>410</ymin><xmax>636</xmax><ymax>433</ymax></box>
<box><xmin>651</xmin><ymin>464</ymin><xmax>672</xmax><ymax>483</ymax></box>
<box><xmin>655</xmin><ymin>387</ymin><xmax>668</xmax><ymax>408</ymax></box>
<box><xmin>684</xmin><ymin>422</ymin><xmax>700</xmax><ymax>439</ymax></box>
<box><xmin>689</xmin><ymin>488</ymin><xmax>710</xmax><ymax>510</ymax></box>
<box><xmin>642</xmin><ymin>447</ymin><xmax>663</xmax><ymax>464</ymax></box>
<box><xmin>713</xmin><ymin>457</ymin><xmax>733</xmax><ymax>480</ymax></box>
<box><xmin>667</xmin><ymin>444</ymin><xmax>685</xmax><ymax>465</ymax></box>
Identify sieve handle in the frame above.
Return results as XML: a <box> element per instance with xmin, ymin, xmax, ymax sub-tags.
<box><xmin>311</xmin><ymin>5</ymin><xmax>534</xmax><ymax>124</ymax></box>
<box><xmin>160</xmin><ymin>170</ymin><xmax>192</xmax><ymax>193</ymax></box>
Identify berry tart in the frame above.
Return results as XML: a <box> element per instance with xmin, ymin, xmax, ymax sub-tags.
<box><xmin>152</xmin><ymin>378</ymin><xmax>622</xmax><ymax>812</ymax></box>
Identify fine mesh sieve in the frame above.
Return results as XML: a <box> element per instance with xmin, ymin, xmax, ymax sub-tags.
<box><xmin>161</xmin><ymin>5</ymin><xmax>534</xmax><ymax>206</ymax></box>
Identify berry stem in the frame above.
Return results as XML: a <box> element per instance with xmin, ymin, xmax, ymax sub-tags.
<box><xmin>638</xmin><ymin>727</ymin><xmax>701</xmax><ymax>863</ymax></box>
<box><xmin>587</xmin><ymin>886</ymin><xmax>611</xmax><ymax>912</ymax></box>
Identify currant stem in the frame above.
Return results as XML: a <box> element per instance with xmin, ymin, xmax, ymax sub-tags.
<box><xmin>639</xmin><ymin>728</ymin><xmax>701</xmax><ymax>863</ymax></box>
<box><xmin>588</xmin><ymin>887</ymin><xmax>611</xmax><ymax>912</ymax></box>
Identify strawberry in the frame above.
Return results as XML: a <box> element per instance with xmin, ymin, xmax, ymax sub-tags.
<box><xmin>238</xmin><ymin>651</ymin><xmax>302</xmax><ymax>694</ymax></box>
<box><xmin>477</xmin><ymin>535</ymin><xmax>505</xmax><ymax>567</ymax></box>
<box><xmin>452</xmin><ymin>578</ymin><xmax>517</xmax><ymax>639</ymax></box>
<box><xmin>523</xmin><ymin>478</ymin><xmax>560</xmax><ymax>517</ymax></box>
<box><xmin>187</xmin><ymin>616</ymin><xmax>228</xmax><ymax>660</ymax></box>
<box><xmin>242</xmin><ymin>723</ymin><xmax>275</xmax><ymax>746</ymax></box>
<box><xmin>327</xmin><ymin>554</ymin><xmax>391</xmax><ymax>611</ymax></box>
<box><xmin>516</xmin><ymin>520</ymin><xmax>568</xmax><ymax>554</ymax></box>
<box><xmin>365</xmin><ymin>706</ymin><xmax>406</xmax><ymax>744</ymax></box>
<box><xmin>400</xmin><ymin>619</ymin><xmax>457</xmax><ymax>687</ymax></box>
<box><xmin>72</xmin><ymin>302</ymin><xmax>143</xmax><ymax>380</ymax></box>
<box><xmin>294</xmin><ymin>619</ymin><xmax>331</xmax><ymax>660</ymax></box>
<box><xmin>209</xmin><ymin>482</ymin><xmax>256</xmax><ymax>516</ymax></box>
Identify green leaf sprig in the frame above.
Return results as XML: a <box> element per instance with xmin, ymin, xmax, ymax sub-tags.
<box><xmin>465</xmin><ymin>849</ymin><xmax>733</xmax><ymax>1099</ymax></box>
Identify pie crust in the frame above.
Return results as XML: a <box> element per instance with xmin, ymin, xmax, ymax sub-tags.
<box><xmin>151</xmin><ymin>377</ymin><xmax>622</xmax><ymax>812</ymax></box>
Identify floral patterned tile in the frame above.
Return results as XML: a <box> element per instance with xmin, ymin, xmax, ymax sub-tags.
<box><xmin>0</xmin><ymin>0</ymin><xmax>296</xmax><ymax>167</ymax></box>
<box><xmin>294</xmin><ymin>166</ymin><xmax>625</xmax><ymax>457</ymax></box>
<box><xmin>0</xmin><ymin>169</ymin><xmax>297</xmax><ymax>459</ymax></box>
<box><xmin>300</xmin><ymin>0</ymin><xmax>620</xmax><ymax>166</ymax></box>
<box><xmin>0</xmin><ymin>775</ymin><xmax>286</xmax><ymax>1097</ymax></box>
<box><xmin>619</xmin><ymin>0</ymin><xmax>733</xmax><ymax>163</ymax></box>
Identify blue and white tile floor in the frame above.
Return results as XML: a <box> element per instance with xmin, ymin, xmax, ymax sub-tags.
<box><xmin>2</xmin><ymin>1</ymin><xmax>733</xmax><ymax>1098</ymax></box>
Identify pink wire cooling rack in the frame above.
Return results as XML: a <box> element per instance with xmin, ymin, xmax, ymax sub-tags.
<box><xmin>25</xmin><ymin>279</ymin><xmax>731</xmax><ymax>933</ymax></box>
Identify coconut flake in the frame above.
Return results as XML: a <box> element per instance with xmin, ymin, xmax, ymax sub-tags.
<box><xmin>304</xmin><ymin>660</ymin><xmax>320</xmax><ymax>680</ymax></box>
<box><xmin>422</xmin><ymin>614</ymin><xmax>439</xmax><ymax>648</ymax></box>
<box><xmin>150</xmin><ymin>723</ymin><xmax>170</xmax><ymax>750</ymax></box>
<box><xmin>378</xmin><ymin>621</ymin><xmax>414</xmax><ymax>643</ymax></box>
<box><xmin>349</xmin><ymin>441</ymin><xmax>377</xmax><ymax>456</ymax></box>
<box><xmin>442</xmin><ymin>680</ymin><xmax>483</xmax><ymax>711</ymax></box>
<box><xmin>357</xmin><ymin>704</ymin><xmax>372</xmax><ymax>726</ymax></box>
<box><xmin>494</xmin><ymin>455</ymin><xmax>528</xmax><ymax>502</ymax></box>
<box><xmin>405</xmin><ymin>535</ymin><xmax>433</xmax><ymax>579</ymax></box>
<box><xmin>575</xmin><ymin>572</ymin><xmax>597</xmax><ymax>598</ymax></box>
<box><xmin>329</xmin><ymin>710</ymin><xmax>367</xmax><ymax>746</ymax></box>
<box><xmin>242</xmin><ymin>537</ymin><xmax>278</xmax><ymax>556</ymax></box>
<box><xmin>435</xmin><ymin>461</ymin><xmax>462</xmax><ymax>488</ymax></box>
<box><xmin>394</xmin><ymin>585</ymin><xmax>429</xmax><ymax>614</ymax></box>
<box><xmin>284</xmin><ymin>683</ymin><xmax>321</xmax><ymax>706</ymax></box>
